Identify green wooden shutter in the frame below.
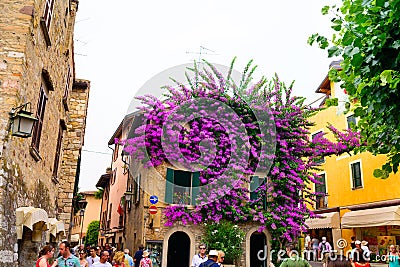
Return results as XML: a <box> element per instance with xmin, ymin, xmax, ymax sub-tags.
<box><xmin>261</xmin><ymin>178</ymin><xmax>267</xmax><ymax>210</ymax></box>
<box><xmin>191</xmin><ymin>172</ymin><xmax>200</xmax><ymax>205</ymax></box>
<box><xmin>250</xmin><ymin>176</ymin><xmax>259</xmax><ymax>200</ymax></box>
<box><xmin>165</xmin><ymin>168</ymin><xmax>174</xmax><ymax>203</ymax></box>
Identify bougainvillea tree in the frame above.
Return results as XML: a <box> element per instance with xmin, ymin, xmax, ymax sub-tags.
<box><xmin>119</xmin><ymin>58</ymin><xmax>360</xmax><ymax>259</ymax></box>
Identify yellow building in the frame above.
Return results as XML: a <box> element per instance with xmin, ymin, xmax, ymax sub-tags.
<box><xmin>70</xmin><ymin>191</ymin><xmax>102</xmax><ymax>245</ymax></box>
<box><xmin>306</xmin><ymin>61</ymin><xmax>400</xmax><ymax>257</ymax></box>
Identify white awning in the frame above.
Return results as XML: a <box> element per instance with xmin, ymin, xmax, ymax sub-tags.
<box><xmin>16</xmin><ymin>207</ymin><xmax>49</xmax><ymax>240</ymax></box>
<box><xmin>70</xmin><ymin>234</ymin><xmax>80</xmax><ymax>243</ymax></box>
<box><xmin>305</xmin><ymin>212</ymin><xmax>340</xmax><ymax>229</ymax></box>
<box><xmin>341</xmin><ymin>206</ymin><xmax>400</xmax><ymax>228</ymax></box>
<box><xmin>48</xmin><ymin>218</ymin><xmax>65</xmax><ymax>237</ymax></box>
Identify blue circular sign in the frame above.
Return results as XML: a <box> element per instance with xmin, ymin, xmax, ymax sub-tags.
<box><xmin>149</xmin><ymin>195</ymin><xmax>158</xmax><ymax>204</ymax></box>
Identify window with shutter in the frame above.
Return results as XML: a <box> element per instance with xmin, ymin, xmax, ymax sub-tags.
<box><xmin>63</xmin><ymin>66</ymin><xmax>71</xmax><ymax>110</ymax></box>
<box><xmin>351</xmin><ymin>161</ymin><xmax>363</xmax><ymax>189</ymax></box>
<box><xmin>250</xmin><ymin>176</ymin><xmax>267</xmax><ymax>210</ymax></box>
<box><xmin>40</xmin><ymin>0</ymin><xmax>55</xmax><ymax>46</ymax></box>
<box><xmin>52</xmin><ymin>125</ymin><xmax>64</xmax><ymax>181</ymax></box>
<box><xmin>165</xmin><ymin>168</ymin><xmax>199</xmax><ymax>205</ymax></box>
<box><xmin>315</xmin><ymin>173</ymin><xmax>327</xmax><ymax>209</ymax></box>
<box><xmin>31</xmin><ymin>85</ymin><xmax>48</xmax><ymax>152</ymax></box>
<box><xmin>312</xmin><ymin>131</ymin><xmax>325</xmax><ymax>164</ymax></box>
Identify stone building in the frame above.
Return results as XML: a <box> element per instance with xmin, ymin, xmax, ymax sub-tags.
<box><xmin>0</xmin><ymin>0</ymin><xmax>89</xmax><ymax>265</ymax></box>
<box><xmin>99</xmin><ymin>114</ymin><xmax>270</xmax><ymax>267</ymax></box>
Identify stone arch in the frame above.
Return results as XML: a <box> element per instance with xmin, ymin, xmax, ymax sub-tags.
<box><xmin>162</xmin><ymin>226</ymin><xmax>195</xmax><ymax>267</ymax></box>
<box><xmin>245</xmin><ymin>226</ymin><xmax>271</xmax><ymax>267</ymax></box>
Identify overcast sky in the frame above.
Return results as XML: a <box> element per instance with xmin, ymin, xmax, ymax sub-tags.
<box><xmin>74</xmin><ymin>0</ymin><xmax>338</xmax><ymax>191</ymax></box>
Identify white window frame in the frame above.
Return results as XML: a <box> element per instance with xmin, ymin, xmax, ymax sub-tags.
<box><xmin>43</xmin><ymin>0</ymin><xmax>55</xmax><ymax>30</ymax></box>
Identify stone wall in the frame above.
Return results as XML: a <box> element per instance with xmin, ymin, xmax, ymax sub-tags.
<box><xmin>0</xmin><ymin>0</ymin><xmax>88</xmax><ymax>265</ymax></box>
<box><xmin>58</xmin><ymin>80</ymin><xmax>90</xmax><ymax>238</ymax></box>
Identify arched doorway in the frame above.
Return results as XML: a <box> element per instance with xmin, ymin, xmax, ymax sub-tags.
<box><xmin>250</xmin><ymin>232</ymin><xmax>267</xmax><ymax>267</ymax></box>
<box><xmin>167</xmin><ymin>231</ymin><xmax>190</xmax><ymax>267</ymax></box>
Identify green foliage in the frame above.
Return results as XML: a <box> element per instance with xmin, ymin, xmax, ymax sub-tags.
<box><xmin>94</xmin><ymin>188</ymin><xmax>104</xmax><ymax>199</ymax></box>
<box><xmin>85</xmin><ymin>220</ymin><xmax>100</xmax><ymax>246</ymax></box>
<box><xmin>201</xmin><ymin>221</ymin><xmax>245</xmax><ymax>264</ymax></box>
<box><xmin>325</xmin><ymin>98</ymin><xmax>338</xmax><ymax>107</ymax></box>
<box><xmin>309</xmin><ymin>0</ymin><xmax>400</xmax><ymax>179</ymax></box>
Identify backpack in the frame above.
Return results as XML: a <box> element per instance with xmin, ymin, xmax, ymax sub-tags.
<box><xmin>321</xmin><ymin>243</ymin><xmax>326</xmax><ymax>251</ymax></box>
<box><xmin>199</xmin><ymin>261</ymin><xmax>215</xmax><ymax>267</ymax></box>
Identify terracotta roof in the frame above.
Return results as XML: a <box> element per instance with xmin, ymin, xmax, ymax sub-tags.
<box><xmin>96</xmin><ymin>173</ymin><xmax>111</xmax><ymax>188</ymax></box>
<box><xmin>315</xmin><ymin>60</ymin><xmax>342</xmax><ymax>94</ymax></box>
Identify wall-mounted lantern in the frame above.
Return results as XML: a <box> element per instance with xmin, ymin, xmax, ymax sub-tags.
<box><xmin>9</xmin><ymin>103</ymin><xmax>38</xmax><ymax>138</ymax></box>
<box><xmin>124</xmin><ymin>191</ymin><xmax>134</xmax><ymax>210</ymax></box>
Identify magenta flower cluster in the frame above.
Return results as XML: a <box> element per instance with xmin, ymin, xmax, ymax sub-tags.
<box><xmin>119</xmin><ymin>59</ymin><xmax>361</xmax><ymax>245</ymax></box>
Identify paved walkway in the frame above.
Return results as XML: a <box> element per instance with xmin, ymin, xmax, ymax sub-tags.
<box><xmin>309</xmin><ymin>261</ymin><xmax>387</xmax><ymax>267</ymax></box>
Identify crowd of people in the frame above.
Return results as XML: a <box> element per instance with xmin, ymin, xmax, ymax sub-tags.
<box><xmin>35</xmin><ymin>242</ymin><xmax>152</xmax><ymax>267</ymax></box>
<box><xmin>35</xmin><ymin>239</ymin><xmax>399</xmax><ymax>267</ymax></box>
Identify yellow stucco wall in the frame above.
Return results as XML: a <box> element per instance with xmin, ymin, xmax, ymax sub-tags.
<box><xmin>309</xmin><ymin>81</ymin><xmax>400</xmax><ymax>208</ymax></box>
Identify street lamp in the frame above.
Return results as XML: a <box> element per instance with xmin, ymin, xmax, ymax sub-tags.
<box><xmin>124</xmin><ymin>191</ymin><xmax>134</xmax><ymax>210</ymax></box>
<box><xmin>77</xmin><ymin>199</ymin><xmax>87</xmax><ymax>245</ymax></box>
<box><xmin>9</xmin><ymin>102</ymin><xmax>38</xmax><ymax>138</ymax></box>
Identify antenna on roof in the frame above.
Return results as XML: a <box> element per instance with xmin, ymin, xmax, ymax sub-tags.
<box><xmin>186</xmin><ymin>46</ymin><xmax>219</xmax><ymax>68</ymax></box>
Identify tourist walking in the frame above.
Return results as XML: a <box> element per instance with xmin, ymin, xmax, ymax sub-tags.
<box><xmin>57</xmin><ymin>241</ymin><xmax>80</xmax><ymax>267</ymax></box>
<box><xmin>36</xmin><ymin>245</ymin><xmax>58</xmax><ymax>267</ymax></box>
<box><xmin>279</xmin><ymin>243</ymin><xmax>310</xmax><ymax>267</ymax></box>
<box><xmin>93</xmin><ymin>251</ymin><xmax>112</xmax><ymax>267</ymax></box>
<box><xmin>387</xmin><ymin>245</ymin><xmax>400</xmax><ymax>267</ymax></box>
<box><xmin>112</xmin><ymin>251</ymin><xmax>125</xmax><ymax>267</ymax></box>
<box><xmin>351</xmin><ymin>248</ymin><xmax>370</xmax><ymax>267</ymax></box>
<box><xmin>191</xmin><ymin>244</ymin><xmax>208</xmax><ymax>267</ymax></box>
<box><xmin>87</xmin><ymin>247</ymin><xmax>100</xmax><ymax>267</ymax></box>
<box><xmin>123</xmin><ymin>249</ymin><xmax>134</xmax><ymax>267</ymax></box>
<box><xmin>138</xmin><ymin>251</ymin><xmax>153</xmax><ymax>267</ymax></box>
<box><xmin>79</xmin><ymin>251</ymin><xmax>89</xmax><ymax>267</ymax></box>
<box><xmin>311</xmin><ymin>236</ymin><xmax>319</xmax><ymax>261</ymax></box>
<box><xmin>133</xmin><ymin>244</ymin><xmax>145</xmax><ymax>267</ymax></box>
<box><xmin>199</xmin><ymin>250</ymin><xmax>219</xmax><ymax>267</ymax></box>
<box><xmin>318</xmin><ymin>237</ymin><xmax>332</xmax><ymax>267</ymax></box>
<box><xmin>217</xmin><ymin>251</ymin><xmax>225</xmax><ymax>267</ymax></box>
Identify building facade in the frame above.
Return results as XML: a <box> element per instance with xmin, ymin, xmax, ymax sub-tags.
<box><xmin>99</xmin><ymin>114</ymin><xmax>271</xmax><ymax>267</ymax></box>
<box><xmin>306</xmin><ymin>61</ymin><xmax>400</xmax><ymax>257</ymax></box>
<box><xmin>97</xmin><ymin>119</ymin><xmax>132</xmax><ymax>250</ymax></box>
<box><xmin>70</xmin><ymin>191</ymin><xmax>102</xmax><ymax>245</ymax></box>
<box><xmin>0</xmin><ymin>0</ymin><xmax>89</xmax><ymax>265</ymax></box>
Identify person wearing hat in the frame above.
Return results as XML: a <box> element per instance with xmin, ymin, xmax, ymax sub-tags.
<box><xmin>199</xmin><ymin>250</ymin><xmax>219</xmax><ymax>267</ymax></box>
<box><xmin>138</xmin><ymin>251</ymin><xmax>152</xmax><ymax>267</ymax></box>
<box><xmin>360</xmin><ymin>241</ymin><xmax>370</xmax><ymax>261</ymax></box>
<box><xmin>318</xmin><ymin>237</ymin><xmax>332</xmax><ymax>267</ymax></box>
